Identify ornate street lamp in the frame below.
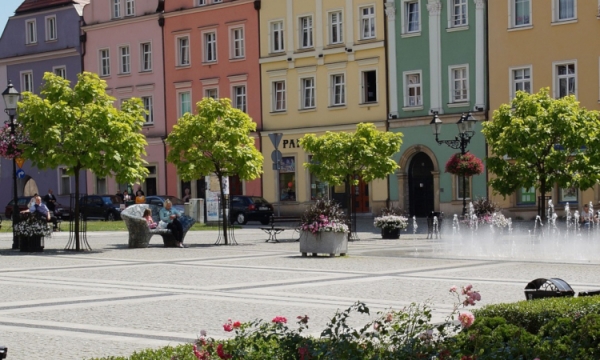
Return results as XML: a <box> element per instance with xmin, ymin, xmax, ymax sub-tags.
<box><xmin>430</xmin><ymin>111</ymin><xmax>476</xmax><ymax>216</ymax></box>
<box><xmin>2</xmin><ymin>81</ymin><xmax>21</xmax><ymax>250</ymax></box>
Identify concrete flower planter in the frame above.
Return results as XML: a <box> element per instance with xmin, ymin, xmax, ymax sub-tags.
<box><xmin>299</xmin><ymin>230</ymin><xmax>348</xmax><ymax>257</ymax></box>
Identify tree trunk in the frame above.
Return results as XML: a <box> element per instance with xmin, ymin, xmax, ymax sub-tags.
<box><xmin>218</xmin><ymin>174</ymin><xmax>228</xmax><ymax>245</ymax></box>
<box><xmin>539</xmin><ymin>178</ymin><xmax>547</xmax><ymax>223</ymax></box>
<box><xmin>74</xmin><ymin>167</ymin><xmax>81</xmax><ymax>251</ymax></box>
<box><xmin>345</xmin><ymin>174</ymin><xmax>353</xmax><ymax>237</ymax></box>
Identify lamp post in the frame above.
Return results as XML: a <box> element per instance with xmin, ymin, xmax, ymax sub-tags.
<box><xmin>2</xmin><ymin>81</ymin><xmax>21</xmax><ymax>250</ymax></box>
<box><xmin>430</xmin><ymin>111</ymin><xmax>476</xmax><ymax>216</ymax></box>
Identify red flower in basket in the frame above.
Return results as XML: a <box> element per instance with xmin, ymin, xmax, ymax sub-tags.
<box><xmin>445</xmin><ymin>152</ymin><xmax>484</xmax><ymax>177</ymax></box>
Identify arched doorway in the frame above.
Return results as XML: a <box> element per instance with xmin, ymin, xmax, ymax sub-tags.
<box><xmin>23</xmin><ymin>176</ymin><xmax>39</xmax><ymax>196</ymax></box>
<box><xmin>408</xmin><ymin>152</ymin><xmax>434</xmax><ymax>217</ymax></box>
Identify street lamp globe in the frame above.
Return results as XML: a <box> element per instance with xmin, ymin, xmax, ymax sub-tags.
<box><xmin>464</xmin><ymin>112</ymin><xmax>477</xmax><ymax>133</ymax></box>
<box><xmin>456</xmin><ymin>113</ymin><xmax>467</xmax><ymax>134</ymax></box>
<box><xmin>2</xmin><ymin>81</ymin><xmax>20</xmax><ymax>113</ymax></box>
<box><xmin>429</xmin><ymin>112</ymin><xmax>442</xmax><ymax>136</ymax></box>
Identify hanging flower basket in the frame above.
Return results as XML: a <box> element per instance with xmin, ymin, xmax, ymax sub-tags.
<box><xmin>0</xmin><ymin>123</ymin><xmax>27</xmax><ymax>160</ymax></box>
<box><xmin>445</xmin><ymin>152</ymin><xmax>484</xmax><ymax>177</ymax></box>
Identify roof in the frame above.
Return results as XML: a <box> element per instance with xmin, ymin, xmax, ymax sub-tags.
<box><xmin>15</xmin><ymin>0</ymin><xmax>89</xmax><ymax>15</ymax></box>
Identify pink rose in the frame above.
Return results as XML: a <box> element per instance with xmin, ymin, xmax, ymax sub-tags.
<box><xmin>449</xmin><ymin>285</ymin><xmax>458</xmax><ymax>293</ymax></box>
<box><xmin>272</xmin><ymin>316</ymin><xmax>287</xmax><ymax>324</ymax></box>
<box><xmin>458</xmin><ymin>311</ymin><xmax>475</xmax><ymax>328</ymax></box>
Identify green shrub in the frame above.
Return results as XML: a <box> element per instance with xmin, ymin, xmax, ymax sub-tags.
<box><xmin>474</xmin><ymin>295</ymin><xmax>600</xmax><ymax>334</ymax></box>
<box><xmin>86</xmin><ymin>344</ymin><xmax>195</xmax><ymax>360</ymax></box>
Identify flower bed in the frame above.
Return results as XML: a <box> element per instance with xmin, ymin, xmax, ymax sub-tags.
<box><xmin>445</xmin><ymin>152</ymin><xmax>484</xmax><ymax>177</ymax></box>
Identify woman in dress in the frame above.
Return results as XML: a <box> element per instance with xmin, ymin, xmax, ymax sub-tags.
<box><xmin>159</xmin><ymin>199</ymin><xmax>184</xmax><ymax>247</ymax></box>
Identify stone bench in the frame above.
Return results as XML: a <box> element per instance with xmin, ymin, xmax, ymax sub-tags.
<box><xmin>121</xmin><ymin>204</ymin><xmax>196</xmax><ymax>248</ymax></box>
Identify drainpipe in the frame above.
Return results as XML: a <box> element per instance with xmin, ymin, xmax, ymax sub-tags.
<box><xmin>383</xmin><ymin>0</ymin><xmax>391</xmax><ymax>210</ymax></box>
<box><xmin>159</xmin><ymin>11</ymin><xmax>168</xmax><ymax>194</ymax></box>
<box><xmin>484</xmin><ymin>0</ymin><xmax>490</xmax><ymax>200</ymax></box>
<box><xmin>255</xmin><ymin>0</ymin><xmax>263</xmax><ymax>197</ymax></box>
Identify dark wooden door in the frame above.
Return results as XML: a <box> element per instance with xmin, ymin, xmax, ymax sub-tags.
<box><xmin>408</xmin><ymin>152</ymin><xmax>434</xmax><ymax>217</ymax></box>
<box><xmin>353</xmin><ymin>177</ymin><xmax>369</xmax><ymax>213</ymax></box>
<box><xmin>229</xmin><ymin>175</ymin><xmax>243</xmax><ymax>195</ymax></box>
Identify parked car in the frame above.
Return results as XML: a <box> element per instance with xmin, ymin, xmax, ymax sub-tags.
<box><xmin>79</xmin><ymin>195</ymin><xmax>124</xmax><ymax>221</ymax></box>
<box><xmin>4</xmin><ymin>196</ymin><xmax>33</xmax><ymax>218</ymax></box>
<box><xmin>229</xmin><ymin>196</ymin><xmax>274</xmax><ymax>225</ymax></box>
<box><xmin>145</xmin><ymin>195</ymin><xmax>186</xmax><ymax>213</ymax></box>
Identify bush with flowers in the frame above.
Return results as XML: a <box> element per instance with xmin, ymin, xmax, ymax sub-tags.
<box><xmin>14</xmin><ymin>214</ymin><xmax>53</xmax><ymax>238</ymax></box>
<box><xmin>445</xmin><ymin>152</ymin><xmax>484</xmax><ymax>177</ymax></box>
<box><xmin>300</xmin><ymin>199</ymin><xmax>349</xmax><ymax>234</ymax></box>
<box><xmin>373</xmin><ymin>215</ymin><xmax>409</xmax><ymax>230</ymax></box>
<box><xmin>0</xmin><ymin>123</ymin><xmax>28</xmax><ymax>160</ymax></box>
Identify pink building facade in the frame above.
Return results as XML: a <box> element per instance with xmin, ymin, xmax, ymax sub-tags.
<box><xmin>163</xmin><ymin>0</ymin><xmax>262</xmax><ymax>199</ymax></box>
<box><xmin>82</xmin><ymin>0</ymin><xmax>167</xmax><ymax>196</ymax></box>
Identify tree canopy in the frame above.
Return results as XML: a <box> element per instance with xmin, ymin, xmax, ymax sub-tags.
<box><xmin>18</xmin><ymin>71</ymin><xmax>149</xmax><ymax>249</ymax></box>
<box><xmin>482</xmin><ymin>87</ymin><xmax>600</xmax><ymax>218</ymax></box>
<box><xmin>166</xmin><ymin>97</ymin><xmax>263</xmax><ymax>244</ymax></box>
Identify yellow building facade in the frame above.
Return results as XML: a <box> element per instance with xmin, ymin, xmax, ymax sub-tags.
<box><xmin>260</xmin><ymin>0</ymin><xmax>389</xmax><ymax>214</ymax></box>
<box><xmin>489</xmin><ymin>0</ymin><xmax>600</xmax><ymax>218</ymax></box>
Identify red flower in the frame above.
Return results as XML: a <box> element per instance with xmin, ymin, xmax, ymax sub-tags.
<box><xmin>272</xmin><ymin>316</ymin><xmax>287</xmax><ymax>324</ymax></box>
<box><xmin>445</xmin><ymin>152</ymin><xmax>484</xmax><ymax>177</ymax></box>
<box><xmin>232</xmin><ymin>321</ymin><xmax>241</xmax><ymax>328</ymax></box>
<box><xmin>216</xmin><ymin>343</ymin><xmax>231</xmax><ymax>359</ymax></box>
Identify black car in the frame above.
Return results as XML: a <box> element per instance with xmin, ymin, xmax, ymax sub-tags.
<box><xmin>79</xmin><ymin>195</ymin><xmax>124</xmax><ymax>221</ymax></box>
<box><xmin>145</xmin><ymin>195</ymin><xmax>186</xmax><ymax>213</ymax></box>
<box><xmin>229</xmin><ymin>196</ymin><xmax>274</xmax><ymax>225</ymax></box>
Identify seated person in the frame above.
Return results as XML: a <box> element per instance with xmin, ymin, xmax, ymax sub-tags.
<box><xmin>159</xmin><ymin>199</ymin><xmax>184</xmax><ymax>248</ymax></box>
<box><xmin>24</xmin><ymin>195</ymin><xmax>59</xmax><ymax>231</ymax></box>
<box><xmin>143</xmin><ymin>208</ymin><xmax>157</xmax><ymax>229</ymax></box>
<box><xmin>135</xmin><ymin>190</ymin><xmax>146</xmax><ymax>204</ymax></box>
<box><xmin>581</xmin><ymin>204</ymin><xmax>596</xmax><ymax>226</ymax></box>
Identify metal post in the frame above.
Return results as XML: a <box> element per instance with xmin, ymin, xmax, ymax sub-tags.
<box><xmin>10</xmin><ymin>115</ymin><xmax>19</xmax><ymax>249</ymax></box>
<box><xmin>461</xmin><ymin>136</ymin><xmax>467</xmax><ymax>217</ymax></box>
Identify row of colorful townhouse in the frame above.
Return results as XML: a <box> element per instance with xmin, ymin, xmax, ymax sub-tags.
<box><xmin>0</xmin><ymin>0</ymin><xmax>599</xmax><ymax>219</ymax></box>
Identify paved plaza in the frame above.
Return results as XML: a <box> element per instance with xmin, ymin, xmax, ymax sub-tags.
<box><xmin>1</xmin><ymin>225</ymin><xmax>600</xmax><ymax>359</ymax></box>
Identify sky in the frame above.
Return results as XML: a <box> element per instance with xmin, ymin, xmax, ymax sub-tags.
<box><xmin>0</xmin><ymin>0</ymin><xmax>23</xmax><ymax>33</ymax></box>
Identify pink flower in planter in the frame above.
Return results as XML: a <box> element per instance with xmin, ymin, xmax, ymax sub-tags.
<box><xmin>458</xmin><ymin>311</ymin><xmax>475</xmax><ymax>328</ymax></box>
<box><xmin>272</xmin><ymin>316</ymin><xmax>287</xmax><ymax>324</ymax></box>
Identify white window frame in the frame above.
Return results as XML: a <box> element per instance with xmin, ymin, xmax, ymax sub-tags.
<box><xmin>125</xmin><ymin>0</ymin><xmax>135</xmax><ymax>16</ymax></box>
<box><xmin>99</xmin><ymin>48</ymin><xmax>110</xmax><ymax>77</ymax></box>
<box><xmin>403</xmin><ymin>70</ymin><xmax>423</xmax><ymax>108</ymax></box>
<box><xmin>59</xmin><ymin>167</ymin><xmax>71</xmax><ymax>195</ymax></box>
<box><xmin>178</xmin><ymin>90</ymin><xmax>192</xmax><ymax>118</ymax></box>
<box><xmin>298</xmin><ymin>15</ymin><xmax>314</xmax><ymax>49</ymax></box>
<box><xmin>232</xmin><ymin>84</ymin><xmax>247</xmax><ymax>113</ymax></box>
<box><xmin>176</xmin><ymin>35</ymin><xmax>190</xmax><ymax>67</ymax></box>
<box><xmin>198</xmin><ymin>0</ymin><xmax>206</xmax><ymax>5</ymax></box>
<box><xmin>402</xmin><ymin>0</ymin><xmax>420</xmax><ymax>34</ymax></box>
<box><xmin>330</xmin><ymin>73</ymin><xmax>346</xmax><ymax>106</ymax></box>
<box><xmin>328</xmin><ymin>10</ymin><xmax>343</xmax><ymax>45</ymax></box>
<box><xmin>213</xmin><ymin>0</ymin><xmax>223</xmax><ymax>3</ymax></box>
<box><xmin>360</xmin><ymin>5</ymin><xmax>376</xmax><ymax>40</ymax></box>
<box><xmin>448</xmin><ymin>64</ymin><xmax>469</xmax><ymax>103</ymax></box>
<box><xmin>509</xmin><ymin>65</ymin><xmax>532</xmax><ymax>100</ymax></box>
<box><xmin>456</xmin><ymin>175</ymin><xmax>471</xmax><ymax>201</ymax></box>
<box><xmin>21</xmin><ymin>71</ymin><xmax>33</xmax><ymax>93</ymax></box>
<box><xmin>553</xmin><ymin>0</ymin><xmax>577</xmax><ymax>22</ymax></box>
<box><xmin>509</xmin><ymin>0</ymin><xmax>532</xmax><ymax>28</ymax></box>
<box><xmin>45</xmin><ymin>15</ymin><xmax>57</xmax><ymax>41</ymax></box>
<box><xmin>53</xmin><ymin>66</ymin><xmax>67</xmax><ymax>79</ymax></box>
<box><xmin>360</xmin><ymin>69</ymin><xmax>378</xmax><ymax>104</ymax></box>
<box><xmin>140</xmin><ymin>42</ymin><xmax>152</xmax><ymax>72</ymax></box>
<box><xmin>448</xmin><ymin>0</ymin><xmax>468</xmax><ymax>28</ymax></box>
<box><xmin>142</xmin><ymin>96</ymin><xmax>153</xmax><ymax>124</ymax></box>
<box><xmin>230</xmin><ymin>26</ymin><xmax>245</xmax><ymax>59</ymax></box>
<box><xmin>270</xmin><ymin>20</ymin><xmax>285</xmax><ymax>53</ymax></box>
<box><xmin>204</xmin><ymin>87</ymin><xmax>218</xmax><ymax>99</ymax></box>
<box><xmin>272</xmin><ymin>80</ymin><xmax>287</xmax><ymax>112</ymax></box>
<box><xmin>553</xmin><ymin>60</ymin><xmax>577</xmax><ymax>99</ymax></box>
<box><xmin>203</xmin><ymin>30</ymin><xmax>217</xmax><ymax>63</ymax></box>
<box><xmin>119</xmin><ymin>45</ymin><xmax>130</xmax><ymax>74</ymax></box>
<box><xmin>25</xmin><ymin>19</ymin><xmax>37</xmax><ymax>44</ymax></box>
<box><xmin>112</xmin><ymin>0</ymin><xmax>121</xmax><ymax>18</ymax></box>
<box><xmin>300</xmin><ymin>76</ymin><xmax>316</xmax><ymax>109</ymax></box>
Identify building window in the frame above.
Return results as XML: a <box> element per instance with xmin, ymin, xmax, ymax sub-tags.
<box><xmin>517</xmin><ymin>187</ymin><xmax>536</xmax><ymax>205</ymax></box>
<box><xmin>559</xmin><ymin>186</ymin><xmax>578</xmax><ymax>203</ymax></box>
<box><xmin>450</xmin><ymin>65</ymin><xmax>468</xmax><ymax>103</ymax></box>
<box><xmin>404</xmin><ymin>71</ymin><xmax>422</xmax><ymax>107</ymax></box>
<box><xmin>451</xmin><ymin>0</ymin><xmax>467</xmax><ymax>27</ymax></box>
<box><xmin>205</xmin><ymin>88</ymin><xmax>218</xmax><ymax>99</ymax></box>
<box><xmin>125</xmin><ymin>0</ymin><xmax>135</xmax><ymax>16</ymax></box>
<box><xmin>26</xmin><ymin>19</ymin><xmax>37</xmax><ymax>44</ymax></box>
<box><xmin>119</xmin><ymin>46</ymin><xmax>130</xmax><ymax>74</ymax></box>
<box><xmin>556</xmin><ymin>0</ymin><xmax>576</xmax><ymax>21</ymax></box>
<box><xmin>331</xmin><ymin>74</ymin><xmax>346</xmax><ymax>106</ymax></box>
<box><xmin>113</xmin><ymin>0</ymin><xmax>121</xmax><ymax>18</ymax></box>
<box><xmin>456</xmin><ymin>176</ymin><xmax>471</xmax><ymax>200</ymax></box>
<box><xmin>309</xmin><ymin>156</ymin><xmax>328</xmax><ymax>200</ymax></box>
<box><xmin>233</xmin><ymin>85</ymin><xmax>247</xmax><ymax>112</ymax></box>
<box><xmin>198</xmin><ymin>0</ymin><xmax>206</xmax><ymax>5</ymax></box>
<box><xmin>142</xmin><ymin>96</ymin><xmax>153</xmax><ymax>124</ymax></box>
<box><xmin>179</xmin><ymin>91</ymin><xmax>191</xmax><ymax>117</ymax></box>
<box><xmin>21</xmin><ymin>72</ymin><xmax>33</xmax><ymax>93</ymax></box>
<box><xmin>96</xmin><ymin>177</ymin><xmax>107</xmax><ymax>194</ymax></box>
<box><xmin>273</xmin><ymin>81</ymin><xmax>286</xmax><ymax>112</ymax></box>
<box><xmin>213</xmin><ymin>0</ymin><xmax>222</xmax><ymax>3</ymax></box>
<box><xmin>405</xmin><ymin>1</ymin><xmax>420</xmax><ymax>33</ymax></box>
<box><xmin>140</xmin><ymin>42</ymin><xmax>152</xmax><ymax>71</ymax></box>
<box><xmin>555</xmin><ymin>62</ymin><xmax>576</xmax><ymax>98</ymax></box>
<box><xmin>45</xmin><ymin>16</ymin><xmax>57</xmax><ymax>41</ymax></box>
<box><xmin>299</xmin><ymin>16</ymin><xmax>313</xmax><ymax>49</ymax></box>
<box><xmin>361</xmin><ymin>70</ymin><xmax>377</xmax><ymax>103</ymax></box>
<box><xmin>231</xmin><ymin>27</ymin><xmax>245</xmax><ymax>59</ymax></box>
<box><xmin>329</xmin><ymin>11</ymin><xmax>343</xmax><ymax>44</ymax></box>
<box><xmin>53</xmin><ymin>66</ymin><xmax>66</xmax><ymax>79</ymax></box>
<box><xmin>271</xmin><ymin>21</ymin><xmax>284</xmax><ymax>52</ymax></box>
<box><xmin>60</xmin><ymin>168</ymin><xmax>71</xmax><ymax>195</ymax></box>
<box><xmin>204</xmin><ymin>32</ymin><xmax>217</xmax><ymax>63</ymax></box>
<box><xmin>99</xmin><ymin>49</ymin><xmax>110</xmax><ymax>77</ymax></box>
<box><xmin>512</xmin><ymin>0</ymin><xmax>531</xmax><ymax>27</ymax></box>
<box><xmin>511</xmin><ymin>67</ymin><xmax>531</xmax><ymax>99</ymax></box>
<box><xmin>279</xmin><ymin>157</ymin><xmax>296</xmax><ymax>201</ymax></box>
<box><xmin>301</xmin><ymin>77</ymin><xmax>315</xmax><ymax>109</ymax></box>
<box><xmin>360</xmin><ymin>6</ymin><xmax>376</xmax><ymax>39</ymax></box>
<box><xmin>177</xmin><ymin>36</ymin><xmax>190</xmax><ymax>66</ymax></box>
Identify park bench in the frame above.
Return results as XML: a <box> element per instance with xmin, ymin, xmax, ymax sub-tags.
<box><xmin>121</xmin><ymin>204</ymin><xmax>196</xmax><ymax>248</ymax></box>
<box><xmin>260</xmin><ymin>215</ymin><xmax>302</xmax><ymax>243</ymax></box>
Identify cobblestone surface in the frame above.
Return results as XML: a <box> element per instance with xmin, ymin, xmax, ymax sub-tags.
<box><xmin>0</xmin><ymin>227</ymin><xmax>599</xmax><ymax>359</ymax></box>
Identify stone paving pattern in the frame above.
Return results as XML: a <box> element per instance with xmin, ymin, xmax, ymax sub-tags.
<box><xmin>1</xmin><ymin>223</ymin><xmax>600</xmax><ymax>359</ymax></box>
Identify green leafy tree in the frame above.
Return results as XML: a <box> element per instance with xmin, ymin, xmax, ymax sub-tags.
<box><xmin>166</xmin><ymin>97</ymin><xmax>263</xmax><ymax>245</ymax></box>
<box><xmin>18</xmin><ymin>72</ymin><xmax>149</xmax><ymax>250</ymax></box>
<box><xmin>483</xmin><ymin>87</ymin><xmax>600</xmax><ymax>219</ymax></box>
<box><xmin>299</xmin><ymin>123</ymin><xmax>403</xmax><ymax>233</ymax></box>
